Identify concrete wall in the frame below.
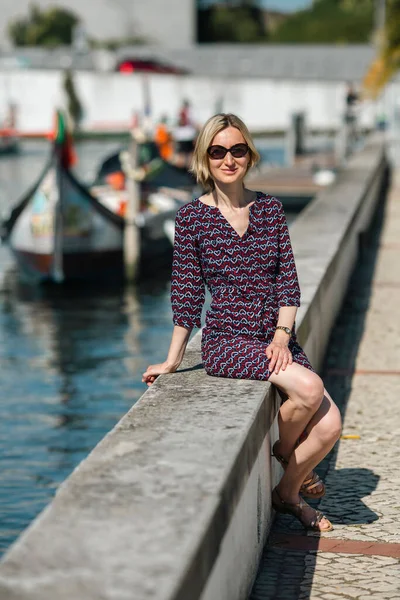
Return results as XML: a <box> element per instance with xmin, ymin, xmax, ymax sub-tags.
<box><xmin>0</xmin><ymin>69</ymin><xmax>378</xmax><ymax>134</ymax></box>
<box><xmin>381</xmin><ymin>81</ymin><xmax>400</xmax><ymax>166</ymax></box>
<box><xmin>0</xmin><ymin>136</ymin><xmax>388</xmax><ymax>600</ymax></box>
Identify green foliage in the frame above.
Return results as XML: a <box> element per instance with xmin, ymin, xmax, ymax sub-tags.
<box><xmin>198</xmin><ymin>0</ymin><xmax>375</xmax><ymax>44</ymax></box>
<box><xmin>198</xmin><ymin>6</ymin><xmax>266</xmax><ymax>43</ymax></box>
<box><xmin>90</xmin><ymin>37</ymin><xmax>147</xmax><ymax>51</ymax></box>
<box><xmin>385</xmin><ymin>1</ymin><xmax>400</xmax><ymax>56</ymax></box>
<box><xmin>8</xmin><ymin>4</ymin><xmax>79</xmax><ymax>47</ymax></box>
<box><xmin>270</xmin><ymin>0</ymin><xmax>374</xmax><ymax>44</ymax></box>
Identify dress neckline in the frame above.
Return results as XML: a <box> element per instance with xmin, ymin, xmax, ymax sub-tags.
<box><xmin>195</xmin><ymin>191</ymin><xmax>260</xmax><ymax>240</ymax></box>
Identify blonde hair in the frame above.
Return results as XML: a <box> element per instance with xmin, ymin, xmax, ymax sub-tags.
<box><xmin>190</xmin><ymin>113</ymin><xmax>260</xmax><ymax>191</ymax></box>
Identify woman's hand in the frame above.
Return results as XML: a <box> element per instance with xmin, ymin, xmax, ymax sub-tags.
<box><xmin>266</xmin><ymin>337</ymin><xmax>293</xmax><ymax>375</ymax></box>
<box><xmin>142</xmin><ymin>362</ymin><xmax>178</xmax><ymax>386</ymax></box>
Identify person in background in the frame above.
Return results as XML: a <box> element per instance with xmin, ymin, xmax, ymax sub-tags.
<box><xmin>345</xmin><ymin>82</ymin><xmax>360</xmax><ymax>149</ymax></box>
<box><xmin>143</xmin><ymin>113</ymin><xmax>342</xmax><ymax>533</ymax></box>
<box><xmin>174</xmin><ymin>99</ymin><xmax>197</xmax><ymax>158</ymax></box>
<box><xmin>345</xmin><ymin>82</ymin><xmax>360</xmax><ymax>125</ymax></box>
<box><xmin>154</xmin><ymin>115</ymin><xmax>174</xmax><ymax>161</ymax></box>
<box><xmin>178</xmin><ymin>99</ymin><xmax>193</xmax><ymax>127</ymax></box>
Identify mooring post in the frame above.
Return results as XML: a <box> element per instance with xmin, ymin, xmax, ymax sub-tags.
<box><xmin>285</xmin><ymin>114</ymin><xmax>296</xmax><ymax>168</ymax></box>
<box><xmin>123</xmin><ymin>134</ymin><xmax>141</xmax><ymax>282</ymax></box>
<box><xmin>334</xmin><ymin>123</ymin><xmax>348</xmax><ymax>167</ymax></box>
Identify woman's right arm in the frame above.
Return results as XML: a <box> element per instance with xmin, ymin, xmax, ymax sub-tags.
<box><xmin>142</xmin><ymin>207</ymin><xmax>205</xmax><ymax>386</ymax></box>
<box><xmin>142</xmin><ymin>325</ymin><xmax>191</xmax><ymax>386</ymax></box>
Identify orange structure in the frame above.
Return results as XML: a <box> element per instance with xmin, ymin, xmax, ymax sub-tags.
<box><xmin>154</xmin><ymin>121</ymin><xmax>174</xmax><ymax>161</ymax></box>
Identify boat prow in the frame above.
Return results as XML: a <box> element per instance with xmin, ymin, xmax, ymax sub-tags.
<box><xmin>2</xmin><ymin>150</ymin><xmax>124</xmax><ymax>284</ymax></box>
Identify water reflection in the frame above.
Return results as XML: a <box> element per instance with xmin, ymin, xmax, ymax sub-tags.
<box><xmin>0</xmin><ymin>273</ymin><xmax>174</xmax><ymax>554</ymax></box>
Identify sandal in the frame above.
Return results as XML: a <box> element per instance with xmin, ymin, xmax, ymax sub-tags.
<box><xmin>272</xmin><ymin>441</ymin><xmax>326</xmax><ymax>499</ymax></box>
<box><xmin>271</xmin><ymin>487</ymin><xmax>333</xmax><ymax>532</ymax></box>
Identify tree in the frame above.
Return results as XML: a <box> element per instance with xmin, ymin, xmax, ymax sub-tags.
<box><xmin>8</xmin><ymin>4</ymin><xmax>79</xmax><ymax>47</ymax></box>
<box><xmin>269</xmin><ymin>0</ymin><xmax>374</xmax><ymax>44</ymax></box>
<box><xmin>197</xmin><ymin>5</ymin><xmax>266</xmax><ymax>43</ymax></box>
<box><xmin>363</xmin><ymin>1</ymin><xmax>400</xmax><ymax>97</ymax></box>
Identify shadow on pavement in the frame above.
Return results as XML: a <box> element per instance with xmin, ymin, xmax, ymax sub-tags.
<box><xmin>249</xmin><ymin>167</ymin><xmax>391</xmax><ymax>600</ymax></box>
<box><xmin>316</xmin><ymin>468</ymin><xmax>380</xmax><ymax>526</ymax></box>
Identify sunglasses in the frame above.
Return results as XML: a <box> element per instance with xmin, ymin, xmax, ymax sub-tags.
<box><xmin>207</xmin><ymin>143</ymin><xmax>249</xmax><ymax>160</ymax></box>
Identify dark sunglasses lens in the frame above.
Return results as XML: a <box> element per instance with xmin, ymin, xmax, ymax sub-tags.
<box><xmin>208</xmin><ymin>146</ymin><xmax>226</xmax><ymax>159</ymax></box>
<box><xmin>230</xmin><ymin>144</ymin><xmax>249</xmax><ymax>158</ymax></box>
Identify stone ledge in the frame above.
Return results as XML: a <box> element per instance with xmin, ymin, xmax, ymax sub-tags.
<box><xmin>0</xmin><ymin>134</ymin><xmax>389</xmax><ymax>600</ymax></box>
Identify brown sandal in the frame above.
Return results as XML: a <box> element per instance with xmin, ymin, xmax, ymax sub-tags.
<box><xmin>271</xmin><ymin>487</ymin><xmax>333</xmax><ymax>532</ymax></box>
<box><xmin>272</xmin><ymin>441</ymin><xmax>326</xmax><ymax>499</ymax></box>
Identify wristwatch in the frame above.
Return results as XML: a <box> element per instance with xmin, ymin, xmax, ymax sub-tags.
<box><xmin>276</xmin><ymin>326</ymin><xmax>292</xmax><ymax>336</ymax></box>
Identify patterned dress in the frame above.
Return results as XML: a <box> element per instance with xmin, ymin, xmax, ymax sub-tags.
<box><xmin>171</xmin><ymin>192</ymin><xmax>313</xmax><ymax>381</ymax></box>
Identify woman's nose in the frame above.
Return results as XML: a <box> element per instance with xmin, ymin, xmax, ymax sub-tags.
<box><xmin>224</xmin><ymin>151</ymin><xmax>235</xmax><ymax>165</ymax></box>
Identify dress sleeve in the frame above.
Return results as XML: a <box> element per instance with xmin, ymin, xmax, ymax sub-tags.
<box><xmin>275</xmin><ymin>200</ymin><xmax>301</xmax><ymax>307</ymax></box>
<box><xmin>171</xmin><ymin>209</ymin><xmax>205</xmax><ymax>329</ymax></box>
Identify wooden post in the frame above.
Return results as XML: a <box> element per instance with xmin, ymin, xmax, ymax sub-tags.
<box><xmin>334</xmin><ymin>123</ymin><xmax>348</xmax><ymax>168</ymax></box>
<box><xmin>285</xmin><ymin>114</ymin><xmax>296</xmax><ymax>167</ymax></box>
<box><xmin>123</xmin><ymin>135</ymin><xmax>141</xmax><ymax>282</ymax></box>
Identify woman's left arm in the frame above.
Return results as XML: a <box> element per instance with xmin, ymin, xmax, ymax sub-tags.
<box><xmin>275</xmin><ymin>200</ymin><xmax>301</xmax><ymax>308</ymax></box>
<box><xmin>267</xmin><ymin>200</ymin><xmax>301</xmax><ymax>374</ymax></box>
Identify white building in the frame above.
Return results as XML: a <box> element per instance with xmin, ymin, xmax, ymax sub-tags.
<box><xmin>0</xmin><ymin>39</ymin><xmax>379</xmax><ymax>134</ymax></box>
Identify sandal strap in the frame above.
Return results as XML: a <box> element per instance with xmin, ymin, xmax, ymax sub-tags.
<box><xmin>310</xmin><ymin>510</ymin><xmax>325</xmax><ymax>529</ymax></box>
<box><xmin>272</xmin><ymin>488</ymin><xmax>332</xmax><ymax>532</ymax></box>
<box><xmin>300</xmin><ymin>471</ymin><xmax>324</xmax><ymax>493</ymax></box>
<box><xmin>274</xmin><ymin>452</ymin><xmax>288</xmax><ymax>467</ymax></box>
<box><xmin>272</xmin><ymin>443</ymin><xmax>289</xmax><ymax>467</ymax></box>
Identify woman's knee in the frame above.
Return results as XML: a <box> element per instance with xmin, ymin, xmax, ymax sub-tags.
<box><xmin>314</xmin><ymin>400</ymin><xmax>342</xmax><ymax>444</ymax></box>
<box><xmin>295</xmin><ymin>373</ymin><xmax>325</xmax><ymax>412</ymax></box>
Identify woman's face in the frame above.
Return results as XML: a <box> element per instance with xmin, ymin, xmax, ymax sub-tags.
<box><xmin>208</xmin><ymin>126</ymin><xmax>250</xmax><ymax>188</ymax></box>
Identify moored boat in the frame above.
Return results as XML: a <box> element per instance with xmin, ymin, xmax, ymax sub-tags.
<box><xmin>92</xmin><ymin>141</ymin><xmax>196</xmax><ymax>195</ymax></box>
<box><xmin>0</xmin><ymin>104</ymin><xmax>20</xmax><ymax>155</ymax></box>
<box><xmin>1</xmin><ymin>118</ymin><xmax>124</xmax><ymax>284</ymax></box>
<box><xmin>0</xmin><ymin>114</ymin><xmax>194</xmax><ymax>284</ymax></box>
<box><xmin>0</xmin><ymin>129</ymin><xmax>19</xmax><ymax>155</ymax></box>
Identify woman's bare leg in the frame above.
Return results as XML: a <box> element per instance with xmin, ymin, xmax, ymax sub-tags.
<box><xmin>269</xmin><ymin>364</ymin><xmax>342</xmax><ymax>529</ymax></box>
<box><xmin>268</xmin><ymin>363</ymin><xmax>326</xmax><ymax>460</ymax></box>
<box><xmin>276</xmin><ymin>391</ymin><xmax>341</xmax><ymax>498</ymax></box>
<box><xmin>275</xmin><ymin>385</ymin><xmax>340</xmax><ymax>495</ymax></box>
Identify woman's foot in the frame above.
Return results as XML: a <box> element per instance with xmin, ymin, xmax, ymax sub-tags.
<box><xmin>272</xmin><ymin>440</ymin><xmax>326</xmax><ymax>499</ymax></box>
<box><xmin>272</xmin><ymin>487</ymin><xmax>333</xmax><ymax>532</ymax></box>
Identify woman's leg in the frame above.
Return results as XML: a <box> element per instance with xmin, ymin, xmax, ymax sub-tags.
<box><xmin>276</xmin><ymin>391</ymin><xmax>341</xmax><ymax>498</ymax></box>
<box><xmin>275</xmin><ymin>388</ymin><xmax>341</xmax><ymax>496</ymax></box>
<box><xmin>268</xmin><ymin>362</ymin><xmax>326</xmax><ymax>461</ymax></box>
<box><xmin>269</xmin><ymin>364</ymin><xmax>342</xmax><ymax>530</ymax></box>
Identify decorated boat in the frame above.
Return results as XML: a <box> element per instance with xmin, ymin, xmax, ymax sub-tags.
<box><xmin>0</xmin><ymin>113</ymin><xmax>188</xmax><ymax>284</ymax></box>
<box><xmin>0</xmin><ymin>131</ymin><xmax>19</xmax><ymax>155</ymax></box>
<box><xmin>1</xmin><ymin>113</ymin><xmax>124</xmax><ymax>283</ymax></box>
<box><xmin>92</xmin><ymin>140</ymin><xmax>196</xmax><ymax>195</ymax></box>
<box><xmin>0</xmin><ymin>104</ymin><xmax>20</xmax><ymax>155</ymax></box>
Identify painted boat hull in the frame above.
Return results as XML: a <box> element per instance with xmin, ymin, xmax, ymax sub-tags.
<box><xmin>1</xmin><ymin>150</ymin><xmax>184</xmax><ymax>283</ymax></box>
<box><xmin>2</xmin><ymin>152</ymin><xmax>125</xmax><ymax>283</ymax></box>
<box><xmin>0</xmin><ymin>136</ymin><xmax>19</xmax><ymax>155</ymax></box>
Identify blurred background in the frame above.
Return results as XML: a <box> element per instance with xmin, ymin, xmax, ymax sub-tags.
<box><xmin>0</xmin><ymin>0</ymin><xmax>397</xmax><ymax>558</ymax></box>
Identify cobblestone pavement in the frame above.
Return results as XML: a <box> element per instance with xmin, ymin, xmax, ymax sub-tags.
<box><xmin>249</xmin><ymin>170</ymin><xmax>400</xmax><ymax>599</ymax></box>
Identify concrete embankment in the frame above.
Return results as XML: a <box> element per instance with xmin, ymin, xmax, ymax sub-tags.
<box><xmin>0</xmin><ymin>135</ymin><xmax>388</xmax><ymax>600</ymax></box>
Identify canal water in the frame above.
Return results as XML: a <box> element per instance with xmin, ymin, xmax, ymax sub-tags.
<box><xmin>0</xmin><ymin>139</ymin><xmax>302</xmax><ymax>556</ymax></box>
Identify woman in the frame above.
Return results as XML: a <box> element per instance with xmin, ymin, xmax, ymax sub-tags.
<box><xmin>142</xmin><ymin>113</ymin><xmax>342</xmax><ymax>532</ymax></box>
